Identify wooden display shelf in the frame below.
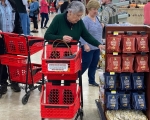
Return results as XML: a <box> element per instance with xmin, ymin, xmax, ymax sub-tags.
<box><xmin>103</xmin><ymin>26</ymin><xmax>150</xmax><ymax>120</ymax></box>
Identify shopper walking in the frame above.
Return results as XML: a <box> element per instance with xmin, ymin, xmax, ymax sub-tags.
<box><xmin>15</xmin><ymin>0</ymin><xmax>30</xmax><ymax>35</ymax></box>
<box><xmin>144</xmin><ymin>1</ymin><xmax>150</xmax><ymax>26</ymax></box>
<box><xmin>0</xmin><ymin>0</ymin><xmax>23</xmax><ymax>94</ymax></box>
<box><xmin>40</xmin><ymin>0</ymin><xmax>49</xmax><ymax>29</ymax></box>
<box><xmin>80</xmin><ymin>0</ymin><xmax>103</xmax><ymax>86</ymax></box>
<box><xmin>29</xmin><ymin>0</ymin><xmax>39</xmax><ymax>33</ymax></box>
<box><xmin>44</xmin><ymin>1</ymin><xmax>105</xmax><ymax>86</ymax></box>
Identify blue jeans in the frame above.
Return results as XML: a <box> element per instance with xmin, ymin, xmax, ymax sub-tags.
<box><xmin>81</xmin><ymin>46</ymin><xmax>100</xmax><ymax>84</ymax></box>
<box><xmin>40</xmin><ymin>13</ymin><xmax>49</xmax><ymax>28</ymax></box>
<box><xmin>19</xmin><ymin>13</ymin><xmax>30</xmax><ymax>35</ymax></box>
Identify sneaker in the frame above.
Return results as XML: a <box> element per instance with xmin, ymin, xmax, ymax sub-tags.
<box><xmin>89</xmin><ymin>82</ymin><xmax>99</xmax><ymax>87</ymax></box>
<box><xmin>11</xmin><ymin>82</ymin><xmax>21</xmax><ymax>92</ymax></box>
<box><xmin>44</xmin><ymin>26</ymin><xmax>48</xmax><ymax>28</ymax></box>
<box><xmin>41</xmin><ymin>27</ymin><xmax>45</xmax><ymax>29</ymax></box>
<box><xmin>0</xmin><ymin>84</ymin><xmax>7</xmax><ymax>94</ymax></box>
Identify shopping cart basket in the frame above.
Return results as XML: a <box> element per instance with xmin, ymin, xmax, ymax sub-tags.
<box><xmin>41</xmin><ymin>40</ymin><xmax>84</xmax><ymax>120</ymax></box>
<box><xmin>0</xmin><ymin>32</ymin><xmax>43</xmax><ymax>104</ymax></box>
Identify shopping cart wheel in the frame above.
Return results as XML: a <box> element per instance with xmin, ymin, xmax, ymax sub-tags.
<box><xmin>38</xmin><ymin>85</ymin><xmax>42</xmax><ymax>92</ymax></box>
<box><xmin>80</xmin><ymin>109</ymin><xmax>84</xmax><ymax>120</ymax></box>
<box><xmin>22</xmin><ymin>93</ymin><xmax>30</xmax><ymax>105</ymax></box>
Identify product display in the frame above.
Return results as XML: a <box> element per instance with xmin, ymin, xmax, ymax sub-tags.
<box><xmin>107</xmin><ymin>35</ymin><xmax>121</xmax><ymax>53</ymax></box>
<box><xmin>122</xmin><ymin>35</ymin><xmax>136</xmax><ymax>53</ymax></box>
<box><xmin>132</xmin><ymin>92</ymin><xmax>146</xmax><ymax>110</ymax></box>
<box><xmin>106</xmin><ymin>92</ymin><xmax>119</xmax><ymax>110</ymax></box>
<box><xmin>121</xmin><ymin>54</ymin><xmax>134</xmax><ymax>72</ymax></box>
<box><xmin>119</xmin><ymin>93</ymin><xmax>131</xmax><ymax>109</ymax></box>
<box><xmin>136</xmin><ymin>35</ymin><xmax>149</xmax><ymax>52</ymax></box>
<box><xmin>135</xmin><ymin>54</ymin><xmax>149</xmax><ymax>72</ymax></box>
<box><xmin>97</xmin><ymin>26</ymin><xmax>150</xmax><ymax>120</ymax></box>
<box><xmin>132</xmin><ymin>73</ymin><xmax>145</xmax><ymax>90</ymax></box>
<box><xmin>106</xmin><ymin>110</ymin><xmax>148</xmax><ymax>120</ymax></box>
<box><xmin>106</xmin><ymin>54</ymin><xmax>121</xmax><ymax>72</ymax></box>
<box><xmin>104</xmin><ymin>73</ymin><xmax>117</xmax><ymax>90</ymax></box>
<box><xmin>120</xmin><ymin>73</ymin><xmax>132</xmax><ymax>90</ymax></box>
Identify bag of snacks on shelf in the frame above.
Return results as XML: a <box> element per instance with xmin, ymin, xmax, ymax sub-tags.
<box><xmin>119</xmin><ymin>93</ymin><xmax>131</xmax><ymax>109</ymax></box>
<box><xmin>106</xmin><ymin>54</ymin><xmax>121</xmax><ymax>72</ymax></box>
<box><xmin>107</xmin><ymin>35</ymin><xmax>121</xmax><ymax>53</ymax></box>
<box><xmin>132</xmin><ymin>73</ymin><xmax>145</xmax><ymax>90</ymax></box>
<box><xmin>135</xmin><ymin>54</ymin><xmax>149</xmax><ymax>72</ymax></box>
<box><xmin>132</xmin><ymin>93</ymin><xmax>146</xmax><ymax>110</ymax></box>
<box><xmin>136</xmin><ymin>35</ymin><xmax>149</xmax><ymax>52</ymax></box>
<box><xmin>122</xmin><ymin>54</ymin><xmax>134</xmax><ymax>72</ymax></box>
<box><xmin>122</xmin><ymin>36</ymin><xmax>136</xmax><ymax>53</ymax></box>
<box><xmin>106</xmin><ymin>92</ymin><xmax>119</xmax><ymax>110</ymax></box>
<box><xmin>120</xmin><ymin>73</ymin><xmax>132</xmax><ymax>90</ymax></box>
<box><xmin>104</xmin><ymin>73</ymin><xmax>117</xmax><ymax>90</ymax></box>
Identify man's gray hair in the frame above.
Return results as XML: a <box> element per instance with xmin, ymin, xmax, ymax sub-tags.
<box><xmin>67</xmin><ymin>1</ymin><xmax>85</xmax><ymax>13</ymax></box>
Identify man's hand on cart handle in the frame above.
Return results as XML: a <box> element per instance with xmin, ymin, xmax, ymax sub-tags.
<box><xmin>98</xmin><ymin>44</ymin><xmax>105</xmax><ymax>51</ymax></box>
<box><xmin>0</xmin><ymin>30</ymin><xmax>2</xmax><ymax>38</ymax></box>
<box><xmin>63</xmin><ymin>35</ymin><xmax>72</xmax><ymax>43</ymax></box>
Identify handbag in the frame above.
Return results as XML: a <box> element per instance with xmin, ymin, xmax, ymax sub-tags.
<box><xmin>50</xmin><ymin>40</ymin><xmax>76</xmax><ymax>59</ymax></box>
<box><xmin>33</xmin><ymin>9</ymin><xmax>39</xmax><ymax>15</ymax></box>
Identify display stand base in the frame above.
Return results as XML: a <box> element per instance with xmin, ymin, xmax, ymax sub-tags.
<box><xmin>95</xmin><ymin>99</ymin><xmax>106</xmax><ymax>120</ymax></box>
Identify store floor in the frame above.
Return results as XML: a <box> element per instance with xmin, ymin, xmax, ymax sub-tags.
<box><xmin>0</xmin><ymin>14</ymin><xmax>100</xmax><ymax>120</ymax></box>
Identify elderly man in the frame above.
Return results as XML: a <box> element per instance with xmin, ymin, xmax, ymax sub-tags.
<box><xmin>0</xmin><ymin>0</ymin><xmax>23</xmax><ymax>94</ymax></box>
<box><xmin>98</xmin><ymin>0</ymin><xmax>118</xmax><ymax>38</ymax></box>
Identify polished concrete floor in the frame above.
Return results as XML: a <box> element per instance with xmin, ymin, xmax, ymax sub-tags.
<box><xmin>0</xmin><ymin>14</ymin><xmax>101</xmax><ymax>120</ymax></box>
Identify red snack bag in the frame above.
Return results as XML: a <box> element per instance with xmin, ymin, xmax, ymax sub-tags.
<box><xmin>135</xmin><ymin>54</ymin><xmax>149</xmax><ymax>72</ymax></box>
<box><xmin>106</xmin><ymin>54</ymin><xmax>121</xmax><ymax>72</ymax></box>
<box><xmin>136</xmin><ymin>35</ymin><xmax>149</xmax><ymax>52</ymax></box>
<box><xmin>122</xmin><ymin>54</ymin><xmax>134</xmax><ymax>72</ymax></box>
<box><xmin>122</xmin><ymin>36</ymin><xmax>136</xmax><ymax>53</ymax></box>
<box><xmin>107</xmin><ymin>35</ymin><xmax>121</xmax><ymax>53</ymax></box>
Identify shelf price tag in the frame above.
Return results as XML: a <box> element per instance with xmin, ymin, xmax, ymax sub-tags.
<box><xmin>113</xmin><ymin>31</ymin><xmax>118</xmax><ymax>35</ymax></box>
<box><xmin>110</xmin><ymin>72</ymin><xmax>115</xmax><ymax>75</ymax></box>
<box><xmin>113</xmin><ymin>52</ymin><xmax>118</xmax><ymax>55</ymax></box>
<box><xmin>111</xmin><ymin>90</ymin><xmax>116</xmax><ymax>94</ymax></box>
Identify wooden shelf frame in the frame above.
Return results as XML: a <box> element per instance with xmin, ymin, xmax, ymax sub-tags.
<box><xmin>104</xmin><ymin>26</ymin><xmax>150</xmax><ymax>119</ymax></box>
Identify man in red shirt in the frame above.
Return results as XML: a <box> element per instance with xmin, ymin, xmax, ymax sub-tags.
<box><xmin>144</xmin><ymin>1</ymin><xmax>150</xmax><ymax>25</ymax></box>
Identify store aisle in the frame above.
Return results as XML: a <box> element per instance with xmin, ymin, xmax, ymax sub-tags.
<box><xmin>0</xmin><ymin>14</ymin><xmax>100</xmax><ymax>120</ymax></box>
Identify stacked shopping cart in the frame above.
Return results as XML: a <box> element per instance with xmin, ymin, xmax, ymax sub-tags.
<box><xmin>41</xmin><ymin>40</ymin><xmax>84</xmax><ymax>120</ymax></box>
<box><xmin>0</xmin><ymin>32</ymin><xmax>44</xmax><ymax>104</ymax></box>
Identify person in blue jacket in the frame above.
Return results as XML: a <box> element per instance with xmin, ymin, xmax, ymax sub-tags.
<box><xmin>29</xmin><ymin>0</ymin><xmax>39</xmax><ymax>33</ymax></box>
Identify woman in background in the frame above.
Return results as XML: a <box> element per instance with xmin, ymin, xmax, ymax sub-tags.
<box><xmin>80</xmin><ymin>0</ymin><xmax>103</xmax><ymax>86</ymax></box>
<box><xmin>40</xmin><ymin>0</ymin><xmax>49</xmax><ymax>28</ymax></box>
<box><xmin>29</xmin><ymin>0</ymin><xmax>39</xmax><ymax>33</ymax></box>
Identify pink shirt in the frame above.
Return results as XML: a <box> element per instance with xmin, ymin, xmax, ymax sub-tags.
<box><xmin>40</xmin><ymin>0</ymin><xmax>49</xmax><ymax>13</ymax></box>
<box><xmin>144</xmin><ymin>2</ymin><xmax>150</xmax><ymax>25</ymax></box>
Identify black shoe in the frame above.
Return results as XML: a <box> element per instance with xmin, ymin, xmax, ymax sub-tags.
<box><xmin>11</xmin><ymin>83</ymin><xmax>21</xmax><ymax>92</ymax></box>
<box><xmin>41</xmin><ymin>27</ymin><xmax>45</xmax><ymax>29</ymax></box>
<box><xmin>44</xmin><ymin>26</ymin><xmax>48</xmax><ymax>28</ymax></box>
<box><xmin>0</xmin><ymin>84</ymin><xmax>7</xmax><ymax>94</ymax></box>
<box><xmin>89</xmin><ymin>82</ymin><xmax>99</xmax><ymax>87</ymax></box>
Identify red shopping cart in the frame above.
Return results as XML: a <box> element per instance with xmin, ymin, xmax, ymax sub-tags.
<box><xmin>41</xmin><ymin>40</ymin><xmax>83</xmax><ymax>120</ymax></box>
<box><xmin>0</xmin><ymin>32</ymin><xmax>44</xmax><ymax>104</ymax></box>
<box><xmin>49</xmin><ymin>2</ymin><xmax>56</xmax><ymax>13</ymax></box>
